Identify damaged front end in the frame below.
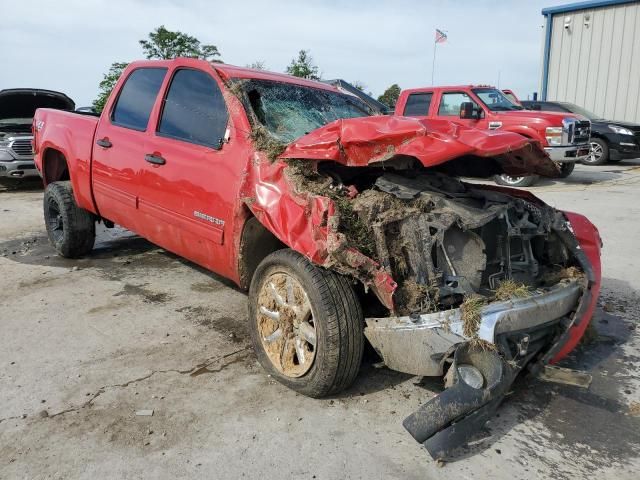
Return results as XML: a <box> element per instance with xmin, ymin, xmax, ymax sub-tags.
<box><xmin>325</xmin><ymin>170</ymin><xmax>598</xmax><ymax>459</ymax></box>
<box><xmin>234</xmin><ymin>84</ymin><xmax>601</xmax><ymax>459</ymax></box>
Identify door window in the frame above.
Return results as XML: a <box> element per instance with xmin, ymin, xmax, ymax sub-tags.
<box><xmin>403</xmin><ymin>93</ymin><xmax>433</xmax><ymax>116</ymax></box>
<box><xmin>111</xmin><ymin>68</ymin><xmax>167</xmax><ymax>130</ymax></box>
<box><xmin>158</xmin><ymin>69</ymin><xmax>229</xmax><ymax>149</ymax></box>
<box><xmin>437</xmin><ymin>92</ymin><xmax>478</xmax><ymax>116</ymax></box>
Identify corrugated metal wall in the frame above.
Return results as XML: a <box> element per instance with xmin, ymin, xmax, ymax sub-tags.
<box><xmin>545</xmin><ymin>1</ymin><xmax>640</xmax><ymax>122</ymax></box>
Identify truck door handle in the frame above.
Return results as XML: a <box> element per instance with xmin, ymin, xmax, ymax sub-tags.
<box><xmin>144</xmin><ymin>154</ymin><xmax>166</xmax><ymax>165</ymax></box>
<box><xmin>96</xmin><ymin>138</ymin><xmax>112</xmax><ymax>148</ymax></box>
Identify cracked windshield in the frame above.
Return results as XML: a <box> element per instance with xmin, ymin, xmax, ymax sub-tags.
<box><xmin>240</xmin><ymin>79</ymin><xmax>372</xmax><ymax>142</ymax></box>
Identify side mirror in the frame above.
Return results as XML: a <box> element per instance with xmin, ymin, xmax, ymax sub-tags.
<box><xmin>459</xmin><ymin>102</ymin><xmax>479</xmax><ymax>120</ymax></box>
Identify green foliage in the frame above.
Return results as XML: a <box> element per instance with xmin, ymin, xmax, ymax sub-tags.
<box><xmin>92</xmin><ymin>61</ymin><xmax>128</xmax><ymax>113</ymax></box>
<box><xmin>139</xmin><ymin>25</ymin><xmax>221</xmax><ymax>61</ymax></box>
<box><xmin>351</xmin><ymin>81</ymin><xmax>367</xmax><ymax>92</ymax></box>
<box><xmin>285</xmin><ymin>50</ymin><xmax>320</xmax><ymax>80</ymax></box>
<box><xmin>377</xmin><ymin>84</ymin><xmax>401</xmax><ymax>109</ymax></box>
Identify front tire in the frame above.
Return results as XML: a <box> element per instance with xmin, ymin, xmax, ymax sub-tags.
<box><xmin>43</xmin><ymin>181</ymin><xmax>95</xmax><ymax>258</ymax></box>
<box><xmin>248</xmin><ymin>249</ymin><xmax>364</xmax><ymax>397</ymax></box>
<box><xmin>583</xmin><ymin>138</ymin><xmax>609</xmax><ymax>165</ymax></box>
<box><xmin>493</xmin><ymin>174</ymin><xmax>539</xmax><ymax>187</ymax></box>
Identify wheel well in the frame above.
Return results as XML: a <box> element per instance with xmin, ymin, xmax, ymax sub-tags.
<box><xmin>43</xmin><ymin>149</ymin><xmax>70</xmax><ymax>185</ymax></box>
<box><xmin>238</xmin><ymin>216</ymin><xmax>286</xmax><ymax>290</ymax></box>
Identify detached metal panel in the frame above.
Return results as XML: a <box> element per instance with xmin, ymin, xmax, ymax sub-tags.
<box><xmin>541</xmin><ymin>0</ymin><xmax>640</xmax><ymax>123</ymax></box>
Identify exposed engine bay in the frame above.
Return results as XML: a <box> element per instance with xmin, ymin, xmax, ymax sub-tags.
<box><xmin>287</xmin><ymin>161</ymin><xmax>582</xmax><ymax>317</ymax></box>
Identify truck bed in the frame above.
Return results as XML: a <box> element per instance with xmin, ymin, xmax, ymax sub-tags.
<box><xmin>33</xmin><ymin>108</ymin><xmax>100</xmax><ymax>213</ymax></box>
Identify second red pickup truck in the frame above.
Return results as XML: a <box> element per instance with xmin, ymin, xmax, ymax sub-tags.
<box><xmin>395</xmin><ymin>85</ymin><xmax>591</xmax><ymax>186</ymax></box>
<box><xmin>32</xmin><ymin>59</ymin><xmax>601</xmax><ymax>457</ymax></box>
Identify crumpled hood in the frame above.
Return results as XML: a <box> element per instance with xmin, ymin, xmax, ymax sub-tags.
<box><xmin>278</xmin><ymin>115</ymin><xmax>559</xmax><ymax>177</ymax></box>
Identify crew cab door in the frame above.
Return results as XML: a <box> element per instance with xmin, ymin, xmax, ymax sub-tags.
<box><xmin>136</xmin><ymin>67</ymin><xmax>233</xmax><ymax>272</ymax></box>
<box><xmin>435</xmin><ymin>90</ymin><xmax>487</xmax><ymax>129</ymax></box>
<box><xmin>91</xmin><ymin>67</ymin><xmax>167</xmax><ymax>232</ymax></box>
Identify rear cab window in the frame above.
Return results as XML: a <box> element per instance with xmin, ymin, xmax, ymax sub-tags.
<box><xmin>111</xmin><ymin>68</ymin><xmax>167</xmax><ymax>130</ymax></box>
<box><xmin>403</xmin><ymin>92</ymin><xmax>433</xmax><ymax>116</ymax></box>
<box><xmin>437</xmin><ymin>92</ymin><xmax>479</xmax><ymax>116</ymax></box>
<box><xmin>157</xmin><ymin>68</ymin><xmax>229</xmax><ymax>149</ymax></box>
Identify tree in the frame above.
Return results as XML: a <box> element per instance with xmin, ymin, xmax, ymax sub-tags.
<box><xmin>139</xmin><ymin>25</ymin><xmax>221</xmax><ymax>61</ymax></box>
<box><xmin>377</xmin><ymin>84</ymin><xmax>401</xmax><ymax>109</ymax></box>
<box><xmin>285</xmin><ymin>50</ymin><xmax>320</xmax><ymax>80</ymax></box>
<box><xmin>246</xmin><ymin>60</ymin><xmax>267</xmax><ymax>70</ymax></box>
<box><xmin>92</xmin><ymin>61</ymin><xmax>128</xmax><ymax>113</ymax></box>
<box><xmin>93</xmin><ymin>26</ymin><xmax>222</xmax><ymax>112</ymax></box>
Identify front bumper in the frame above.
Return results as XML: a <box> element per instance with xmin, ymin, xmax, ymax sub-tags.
<box><xmin>364</xmin><ymin>279</ymin><xmax>583</xmax><ymax>377</ymax></box>
<box><xmin>0</xmin><ymin>159</ymin><xmax>39</xmax><ymax>178</ymax></box>
<box><xmin>609</xmin><ymin>137</ymin><xmax>640</xmax><ymax>160</ymax></box>
<box><xmin>544</xmin><ymin>144</ymin><xmax>591</xmax><ymax>163</ymax></box>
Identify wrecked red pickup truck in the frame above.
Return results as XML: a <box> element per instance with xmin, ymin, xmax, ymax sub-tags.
<box><xmin>33</xmin><ymin>59</ymin><xmax>601</xmax><ymax>459</ymax></box>
<box><xmin>395</xmin><ymin>85</ymin><xmax>592</xmax><ymax>187</ymax></box>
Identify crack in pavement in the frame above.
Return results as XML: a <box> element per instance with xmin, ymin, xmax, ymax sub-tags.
<box><xmin>0</xmin><ymin>346</ymin><xmax>251</xmax><ymax>423</ymax></box>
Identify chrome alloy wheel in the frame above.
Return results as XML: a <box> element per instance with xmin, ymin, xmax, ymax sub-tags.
<box><xmin>256</xmin><ymin>272</ymin><xmax>317</xmax><ymax>377</ymax></box>
<box><xmin>589</xmin><ymin>141</ymin><xmax>603</xmax><ymax>163</ymax></box>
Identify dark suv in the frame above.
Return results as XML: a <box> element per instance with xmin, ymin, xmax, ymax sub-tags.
<box><xmin>522</xmin><ymin>100</ymin><xmax>640</xmax><ymax>165</ymax></box>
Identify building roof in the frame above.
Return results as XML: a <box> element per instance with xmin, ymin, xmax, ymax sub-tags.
<box><xmin>542</xmin><ymin>0</ymin><xmax>638</xmax><ymax>16</ymax></box>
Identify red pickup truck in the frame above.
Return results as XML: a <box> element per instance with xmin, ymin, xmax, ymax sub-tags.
<box><xmin>32</xmin><ymin>58</ymin><xmax>601</xmax><ymax>457</ymax></box>
<box><xmin>395</xmin><ymin>85</ymin><xmax>591</xmax><ymax>186</ymax></box>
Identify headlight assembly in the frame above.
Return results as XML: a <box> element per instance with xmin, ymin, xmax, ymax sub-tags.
<box><xmin>546</xmin><ymin>126</ymin><xmax>563</xmax><ymax>145</ymax></box>
<box><xmin>609</xmin><ymin>125</ymin><xmax>634</xmax><ymax>135</ymax></box>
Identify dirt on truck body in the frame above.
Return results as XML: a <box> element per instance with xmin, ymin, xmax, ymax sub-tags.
<box><xmin>32</xmin><ymin>59</ymin><xmax>602</xmax><ymax>462</ymax></box>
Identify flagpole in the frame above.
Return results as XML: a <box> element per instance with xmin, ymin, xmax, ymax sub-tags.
<box><xmin>431</xmin><ymin>42</ymin><xmax>437</xmax><ymax>85</ymax></box>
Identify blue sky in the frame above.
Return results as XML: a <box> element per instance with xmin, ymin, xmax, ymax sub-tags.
<box><xmin>0</xmin><ymin>0</ymin><xmax>571</xmax><ymax>105</ymax></box>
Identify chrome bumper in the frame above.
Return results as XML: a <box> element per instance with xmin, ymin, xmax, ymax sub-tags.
<box><xmin>544</xmin><ymin>144</ymin><xmax>590</xmax><ymax>163</ymax></box>
<box><xmin>0</xmin><ymin>160</ymin><xmax>39</xmax><ymax>178</ymax></box>
<box><xmin>364</xmin><ymin>280</ymin><xmax>583</xmax><ymax>376</ymax></box>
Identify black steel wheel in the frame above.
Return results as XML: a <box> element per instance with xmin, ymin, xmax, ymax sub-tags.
<box><xmin>43</xmin><ymin>181</ymin><xmax>95</xmax><ymax>258</ymax></box>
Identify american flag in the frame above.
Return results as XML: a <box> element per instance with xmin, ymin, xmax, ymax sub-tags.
<box><xmin>435</xmin><ymin>29</ymin><xmax>447</xmax><ymax>44</ymax></box>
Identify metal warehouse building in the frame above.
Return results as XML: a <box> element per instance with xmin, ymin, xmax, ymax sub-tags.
<box><xmin>541</xmin><ymin>0</ymin><xmax>640</xmax><ymax>123</ymax></box>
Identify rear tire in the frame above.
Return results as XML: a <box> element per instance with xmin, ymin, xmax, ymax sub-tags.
<box><xmin>583</xmin><ymin>138</ymin><xmax>609</xmax><ymax>165</ymax></box>
<box><xmin>43</xmin><ymin>181</ymin><xmax>95</xmax><ymax>258</ymax></box>
<box><xmin>493</xmin><ymin>174</ymin><xmax>538</xmax><ymax>187</ymax></box>
<box><xmin>558</xmin><ymin>162</ymin><xmax>575</xmax><ymax>178</ymax></box>
<box><xmin>248</xmin><ymin>249</ymin><xmax>364</xmax><ymax>397</ymax></box>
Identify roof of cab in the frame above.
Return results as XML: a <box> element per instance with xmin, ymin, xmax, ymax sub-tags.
<box><xmin>402</xmin><ymin>85</ymin><xmax>498</xmax><ymax>94</ymax></box>
<box><xmin>125</xmin><ymin>58</ymin><xmax>339</xmax><ymax>92</ymax></box>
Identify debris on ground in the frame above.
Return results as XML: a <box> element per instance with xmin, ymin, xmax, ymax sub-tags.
<box><xmin>538</xmin><ymin>365</ymin><xmax>592</xmax><ymax>388</ymax></box>
<box><xmin>629</xmin><ymin>402</ymin><xmax>640</xmax><ymax>416</ymax></box>
<box><xmin>135</xmin><ymin>409</ymin><xmax>154</xmax><ymax>416</ymax></box>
